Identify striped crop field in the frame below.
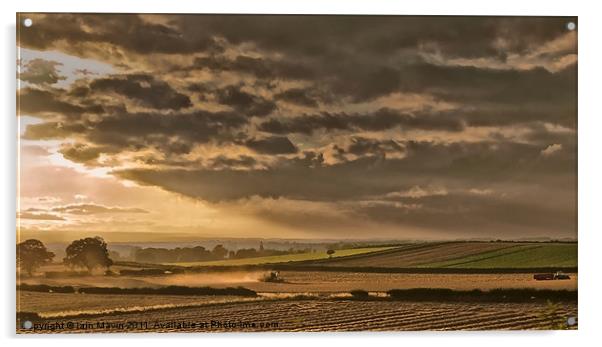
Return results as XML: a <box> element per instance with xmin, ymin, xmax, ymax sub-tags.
<box><xmin>305</xmin><ymin>242</ymin><xmax>577</xmax><ymax>269</ymax></box>
<box><xmin>169</xmin><ymin>246</ymin><xmax>398</xmax><ymax>267</ymax></box>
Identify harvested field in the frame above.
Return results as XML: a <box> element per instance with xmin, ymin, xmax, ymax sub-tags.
<box><xmin>240</xmin><ymin>271</ymin><xmax>578</xmax><ymax>292</ymax></box>
<box><xmin>17</xmin><ymin>291</ymin><xmax>259</xmax><ymax>318</ymax></box>
<box><xmin>17</xmin><ymin>271</ymin><xmax>578</xmax><ymax>293</ymax></box>
<box><xmin>17</xmin><ymin>271</ymin><xmax>267</xmax><ymax>289</ymax></box>
<box><xmin>18</xmin><ymin>299</ymin><xmax>577</xmax><ymax>332</ymax></box>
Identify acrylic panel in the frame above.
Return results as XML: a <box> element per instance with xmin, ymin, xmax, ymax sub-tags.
<box><xmin>16</xmin><ymin>14</ymin><xmax>577</xmax><ymax>333</ymax></box>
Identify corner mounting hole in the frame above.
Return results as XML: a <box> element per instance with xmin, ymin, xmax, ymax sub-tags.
<box><xmin>23</xmin><ymin>18</ymin><xmax>32</xmax><ymax>27</ymax></box>
<box><xmin>567</xmin><ymin>22</ymin><xmax>576</xmax><ymax>31</ymax></box>
<box><xmin>567</xmin><ymin>316</ymin><xmax>577</xmax><ymax>326</ymax></box>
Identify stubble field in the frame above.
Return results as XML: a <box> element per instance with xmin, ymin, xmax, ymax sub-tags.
<box><xmin>18</xmin><ymin>299</ymin><xmax>577</xmax><ymax>332</ymax></box>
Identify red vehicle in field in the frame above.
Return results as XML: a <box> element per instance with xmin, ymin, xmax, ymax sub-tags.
<box><xmin>533</xmin><ymin>271</ymin><xmax>571</xmax><ymax>281</ymax></box>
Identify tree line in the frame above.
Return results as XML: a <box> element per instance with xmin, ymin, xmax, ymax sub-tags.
<box><xmin>16</xmin><ymin>238</ymin><xmax>319</xmax><ymax>274</ymax></box>
<box><xmin>133</xmin><ymin>242</ymin><xmax>311</xmax><ymax>263</ymax></box>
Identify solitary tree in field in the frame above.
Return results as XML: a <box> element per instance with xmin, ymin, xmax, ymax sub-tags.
<box><xmin>63</xmin><ymin>236</ymin><xmax>113</xmax><ymax>272</ymax></box>
<box><xmin>17</xmin><ymin>239</ymin><xmax>55</xmax><ymax>276</ymax></box>
<box><xmin>327</xmin><ymin>249</ymin><xmax>335</xmax><ymax>258</ymax></box>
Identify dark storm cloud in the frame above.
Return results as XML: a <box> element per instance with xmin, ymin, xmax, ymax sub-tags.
<box><xmin>523</xmin><ymin>123</ymin><xmax>577</xmax><ymax>147</ymax></box>
<box><xmin>23</xmin><ymin>122</ymin><xmax>87</xmax><ymax>140</ymax></box>
<box><xmin>182</xmin><ymin>16</ymin><xmax>575</xmax><ymax>103</ymax></box>
<box><xmin>19</xmin><ymin>15</ymin><xmax>576</xmax><ymax>102</ymax></box>
<box><xmin>116</xmin><ymin>140</ymin><xmax>575</xmax><ymax>203</ymax></box>
<box><xmin>115</xmin><ymin>137</ymin><xmax>575</xmax><ymax>237</ymax></box>
<box><xmin>346</xmin><ymin>137</ymin><xmax>404</xmax><ymax>156</ymax></box>
<box><xmin>89</xmin><ymin>74</ymin><xmax>191</xmax><ymax>110</ymax></box>
<box><xmin>17</xmin><ymin>15</ymin><xmax>577</xmax><ymax>121</ymax></box>
<box><xmin>249</xmin><ymin>183</ymin><xmax>576</xmax><ymax>237</ymax></box>
<box><xmin>258</xmin><ymin>108</ymin><xmax>465</xmax><ymax>135</ymax></box>
<box><xmin>59</xmin><ymin>143</ymin><xmax>118</xmax><ymax>165</ymax></box>
<box><xmin>17</xmin><ymin>14</ymin><xmax>577</xmax><ymax>238</ymax></box>
<box><xmin>460</xmin><ymin>103</ymin><xmax>576</xmax><ymax>129</ymax></box>
<box><xmin>116</xmin><ymin>164</ymin><xmax>358</xmax><ymax>202</ymax></box>
<box><xmin>19</xmin><ymin>13</ymin><xmax>223</xmax><ymax>55</ymax></box>
<box><xmin>244</xmin><ymin>136</ymin><xmax>298</xmax><ymax>154</ymax></box>
<box><xmin>23</xmin><ymin>110</ymin><xmax>250</xmax><ymax>158</ymax></box>
<box><xmin>214</xmin><ymin>85</ymin><xmax>276</xmax><ymax>117</ymax></box>
<box><xmin>398</xmin><ymin>140</ymin><xmax>576</xmax><ymax>180</ymax></box>
<box><xmin>89</xmin><ymin>111</ymin><xmax>248</xmax><ymax>144</ymax></box>
<box><xmin>210</xmin><ymin>155</ymin><xmax>258</xmax><ymax>169</ymax></box>
<box><xmin>174</xmin><ymin>16</ymin><xmax>569</xmax><ymax>60</ymax></box>
<box><xmin>331</xmin><ymin>66</ymin><xmax>402</xmax><ymax>102</ymax></box>
<box><xmin>274</xmin><ymin>88</ymin><xmax>319</xmax><ymax>107</ymax></box>
<box><xmin>192</xmin><ymin>47</ymin><xmax>576</xmax><ymax>107</ymax></box>
<box><xmin>18</xmin><ymin>59</ymin><xmax>66</xmax><ymax>85</ymax></box>
<box><xmin>397</xmin><ymin>63</ymin><xmax>577</xmax><ymax>105</ymax></box>
<box><xmin>281</xmin><ymin>151</ymin><xmax>325</xmax><ymax>168</ymax></box>
<box><xmin>191</xmin><ymin>54</ymin><xmax>402</xmax><ymax>103</ymax></box>
<box><xmin>19</xmin><ymin>15</ymin><xmax>571</xmax><ymax>60</ymax></box>
<box><xmin>354</xmin><ymin>191</ymin><xmax>575</xmax><ymax>236</ymax></box>
<box><xmin>191</xmin><ymin>55</ymin><xmax>313</xmax><ymax>80</ymax></box>
<box><xmin>18</xmin><ymin>87</ymin><xmax>103</xmax><ymax>117</ymax></box>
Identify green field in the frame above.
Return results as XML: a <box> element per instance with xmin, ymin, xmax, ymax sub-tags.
<box><xmin>299</xmin><ymin>242</ymin><xmax>577</xmax><ymax>269</ymax></box>
<box><xmin>421</xmin><ymin>243</ymin><xmax>577</xmax><ymax>268</ymax></box>
<box><xmin>168</xmin><ymin>247</ymin><xmax>398</xmax><ymax>267</ymax></box>
<box><xmin>164</xmin><ymin>242</ymin><xmax>577</xmax><ymax>269</ymax></box>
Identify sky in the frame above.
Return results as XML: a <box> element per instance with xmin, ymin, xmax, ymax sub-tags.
<box><xmin>16</xmin><ymin>14</ymin><xmax>577</xmax><ymax>242</ymax></box>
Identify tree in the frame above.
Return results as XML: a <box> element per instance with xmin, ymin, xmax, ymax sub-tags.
<box><xmin>63</xmin><ymin>236</ymin><xmax>113</xmax><ymax>272</ymax></box>
<box><xmin>327</xmin><ymin>249</ymin><xmax>335</xmax><ymax>258</ymax></box>
<box><xmin>212</xmin><ymin>244</ymin><xmax>228</xmax><ymax>259</ymax></box>
<box><xmin>17</xmin><ymin>239</ymin><xmax>54</xmax><ymax>276</ymax></box>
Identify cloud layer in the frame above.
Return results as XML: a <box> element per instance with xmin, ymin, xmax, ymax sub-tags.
<box><xmin>17</xmin><ymin>14</ymin><xmax>577</xmax><ymax>239</ymax></box>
